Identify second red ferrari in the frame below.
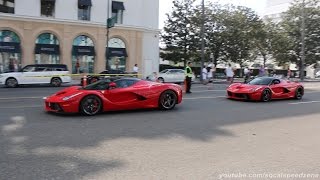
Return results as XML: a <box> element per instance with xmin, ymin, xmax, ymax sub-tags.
<box><xmin>227</xmin><ymin>77</ymin><xmax>304</xmax><ymax>102</ymax></box>
<box><xmin>44</xmin><ymin>77</ymin><xmax>183</xmax><ymax>115</ymax></box>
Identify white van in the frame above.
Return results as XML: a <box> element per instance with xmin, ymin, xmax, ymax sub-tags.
<box><xmin>0</xmin><ymin>64</ymin><xmax>72</xmax><ymax>87</ymax></box>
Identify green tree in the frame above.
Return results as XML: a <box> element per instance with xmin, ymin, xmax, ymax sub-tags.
<box><xmin>160</xmin><ymin>0</ymin><xmax>197</xmax><ymax>67</ymax></box>
<box><xmin>281</xmin><ymin>0</ymin><xmax>320</xmax><ymax>65</ymax></box>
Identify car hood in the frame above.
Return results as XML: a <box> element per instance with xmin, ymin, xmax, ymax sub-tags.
<box><xmin>49</xmin><ymin>86</ymin><xmax>83</xmax><ymax>99</ymax></box>
<box><xmin>228</xmin><ymin>83</ymin><xmax>265</xmax><ymax>91</ymax></box>
<box><xmin>0</xmin><ymin>72</ymin><xmax>22</xmax><ymax>77</ymax></box>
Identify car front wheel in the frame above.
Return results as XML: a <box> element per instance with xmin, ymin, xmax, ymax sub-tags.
<box><xmin>159</xmin><ymin>90</ymin><xmax>177</xmax><ymax>110</ymax></box>
<box><xmin>295</xmin><ymin>87</ymin><xmax>304</xmax><ymax>100</ymax></box>
<box><xmin>261</xmin><ymin>89</ymin><xmax>271</xmax><ymax>102</ymax></box>
<box><xmin>5</xmin><ymin>78</ymin><xmax>18</xmax><ymax>88</ymax></box>
<box><xmin>80</xmin><ymin>95</ymin><xmax>102</xmax><ymax>116</ymax></box>
<box><xmin>51</xmin><ymin>77</ymin><xmax>62</xmax><ymax>87</ymax></box>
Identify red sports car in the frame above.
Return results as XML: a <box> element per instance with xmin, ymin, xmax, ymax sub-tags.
<box><xmin>227</xmin><ymin>77</ymin><xmax>304</xmax><ymax>102</ymax></box>
<box><xmin>44</xmin><ymin>77</ymin><xmax>183</xmax><ymax>115</ymax></box>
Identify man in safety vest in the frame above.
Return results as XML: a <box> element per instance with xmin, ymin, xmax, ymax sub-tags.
<box><xmin>185</xmin><ymin>62</ymin><xmax>193</xmax><ymax>93</ymax></box>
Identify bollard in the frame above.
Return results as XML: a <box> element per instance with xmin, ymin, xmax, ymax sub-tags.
<box><xmin>82</xmin><ymin>75</ymin><xmax>87</xmax><ymax>87</ymax></box>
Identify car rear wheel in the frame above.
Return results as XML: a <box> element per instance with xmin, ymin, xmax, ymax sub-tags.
<box><xmin>159</xmin><ymin>90</ymin><xmax>177</xmax><ymax>110</ymax></box>
<box><xmin>80</xmin><ymin>95</ymin><xmax>102</xmax><ymax>116</ymax></box>
<box><xmin>295</xmin><ymin>87</ymin><xmax>304</xmax><ymax>100</ymax></box>
<box><xmin>261</xmin><ymin>89</ymin><xmax>271</xmax><ymax>102</ymax></box>
<box><xmin>5</xmin><ymin>78</ymin><xmax>18</xmax><ymax>88</ymax></box>
<box><xmin>51</xmin><ymin>77</ymin><xmax>62</xmax><ymax>87</ymax></box>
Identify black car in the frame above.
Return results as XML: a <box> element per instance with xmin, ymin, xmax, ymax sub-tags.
<box><xmin>81</xmin><ymin>69</ymin><xmax>132</xmax><ymax>85</ymax></box>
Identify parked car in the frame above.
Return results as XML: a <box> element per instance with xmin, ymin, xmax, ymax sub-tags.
<box><xmin>0</xmin><ymin>64</ymin><xmax>71</xmax><ymax>88</ymax></box>
<box><xmin>147</xmin><ymin>69</ymin><xmax>195</xmax><ymax>83</ymax></box>
<box><xmin>80</xmin><ymin>69</ymin><xmax>135</xmax><ymax>86</ymax></box>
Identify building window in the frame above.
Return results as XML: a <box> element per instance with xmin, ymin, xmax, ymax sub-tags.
<box><xmin>35</xmin><ymin>33</ymin><xmax>60</xmax><ymax>64</ymax></box>
<box><xmin>112</xmin><ymin>1</ymin><xmax>125</xmax><ymax>24</ymax></box>
<box><xmin>106</xmin><ymin>37</ymin><xmax>127</xmax><ymax>71</ymax></box>
<box><xmin>41</xmin><ymin>0</ymin><xmax>55</xmax><ymax>17</ymax></box>
<box><xmin>0</xmin><ymin>30</ymin><xmax>21</xmax><ymax>73</ymax></box>
<box><xmin>72</xmin><ymin>35</ymin><xmax>95</xmax><ymax>74</ymax></box>
<box><xmin>78</xmin><ymin>0</ymin><xmax>92</xmax><ymax>21</ymax></box>
<box><xmin>0</xmin><ymin>0</ymin><xmax>15</xmax><ymax>14</ymax></box>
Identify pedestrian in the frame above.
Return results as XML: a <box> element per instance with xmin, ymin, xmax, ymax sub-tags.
<box><xmin>225</xmin><ymin>63</ymin><xmax>234</xmax><ymax>84</ymax></box>
<box><xmin>133</xmin><ymin>64</ymin><xmax>139</xmax><ymax>77</ymax></box>
<box><xmin>202</xmin><ymin>65</ymin><xmax>208</xmax><ymax>85</ymax></box>
<box><xmin>259</xmin><ymin>65</ymin><xmax>265</xmax><ymax>77</ymax></box>
<box><xmin>185</xmin><ymin>62</ymin><xmax>193</xmax><ymax>93</ymax></box>
<box><xmin>244</xmin><ymin>66</ymin><xmax>250</xmax><ymax>83</ymax></box>
<box><xmin>287</xmin><ymin>67</ymin><xmax>291</xmax><ymax>80</ymax></box>
<box><xmin>207</xmin><ymin>65</ymin><xmax>214</xmax><ymax>89</ymax></box>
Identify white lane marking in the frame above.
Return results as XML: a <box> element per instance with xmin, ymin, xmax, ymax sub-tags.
<box><xmin>183</xmin><ymin>96</ymin><xmax>226</xmax><ymax>100</ymax></box>
<box><xmin>289</xmin><ymin>101</ymin><xmax>320</xmax><ymax>105</ymax></box>
<box><xmin>192</xmin><ymin>90</ymin><xmax>226</xmax><ymax>93</ymax></box>
<box><xmin>0</xmin><ymin>96</ymin><xmax>43</xmax><ymax>100</ymax></box>
<box><xmin>0</xmin><ymin>105</ymin><xmax>42</xmax><ymax>109</ymax></box>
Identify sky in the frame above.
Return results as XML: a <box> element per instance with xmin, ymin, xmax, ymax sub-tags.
<box><xmin>158</xmin><ymin>0</ymin><xmax>267</xmax><ymax>29</ymax></box>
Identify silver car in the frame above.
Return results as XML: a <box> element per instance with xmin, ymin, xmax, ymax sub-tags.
<box><xmin>147</xmin><ymin>69</ymin><xmax>195</xmax><ymax>83</ymax></box>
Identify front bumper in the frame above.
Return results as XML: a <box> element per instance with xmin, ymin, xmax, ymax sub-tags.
<box><xmin>227</xmin><ymin>90</ymin><xmax>261</xmax><ymax>101</ymax></box>
<box><xmin>44</xmin><ymin>97</ymin><xmax>79</xmax><ymax>113</ymax></box>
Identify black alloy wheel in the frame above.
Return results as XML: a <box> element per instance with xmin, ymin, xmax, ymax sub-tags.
<box><xmin>295</xmin><ymin>87</ymin><xmax>304</xmax><ymax>100</ymax></box>
<box><xmin>261</xmin><ymin>89</ymin><xmax>271</xmax><ymax>102</ymax></box>
<box><xmin>51</xmin><ymin>77</ymin><xmax>62</xmax><ymax>87</ymax></box>
<box><xmin>5</xmin><ymin>78</ymin><xmax>18</xmax><ymax>88</ymax></box>
<box><xmin>159</xmin><ymin>90</ymin><xmax>177</xmax><ymax>110</ymax></box>
<box><xmin>80</xmin><ymin>95</ymin><xmax>102</xmax><ymax>116</ymax></box>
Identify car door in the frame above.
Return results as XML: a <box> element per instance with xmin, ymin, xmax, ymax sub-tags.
<box><xmin>103</xmin><ymin>79</ymin><xmax>145</xmax><ymax>110</ymax></box>
<box><xmin>20</xmin><ymin>65</ymin><xmax>41</xmax><ymax>84</ymax></box>
<box><xmin>167</xmin><ymin>70</ymin><xmax>179</xmax><ymax>82</ymax></box>
<box><xmin>270</xmin><ymin>79</ymin><xmax>286</xmax><ymax>99</ymax></box>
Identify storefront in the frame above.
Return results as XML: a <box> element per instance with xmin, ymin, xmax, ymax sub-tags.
<box><xmin>72</xmin><ymin>35</ymin><xmax>95</xmax><ymax>74</ymax></box>
<box><xmin>0</xmin><ymin>30</ymin><xmax>21</xmax><ymax>73</ymax></box>
<box><xmin>35</xmin><ymin>33</ymin><xmax>60</xmax><ymax>64</ymax></box>
<box><xmin>106</xmin><ymin>37</ymin><xmax>127</xmax><ymax>71</ymax></box>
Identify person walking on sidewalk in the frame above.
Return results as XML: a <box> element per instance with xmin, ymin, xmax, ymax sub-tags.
<box><xmin>185</xmin><ymin>62</ymin><xmax>193</xmax><ymax>93</ymax></box>
<box><xmin>225</xmin><ymin>63</ymin><xmax>234</xmax><ymax>84</ymax></box>
<box><xmin>202</xmin><ymin>65</ymin><xmax>208</xmax><ymax>85</ymax></box>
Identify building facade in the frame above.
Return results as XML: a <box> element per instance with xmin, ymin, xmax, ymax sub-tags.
<box><xmin>263</xmin><ymin>0</ymin><xmax>293</xmax><ymax>22</ymax></box>
<box><xmin>0</xmin><ymin>0</ymin><xmax>160</xmax><ymax>77</ymax></box>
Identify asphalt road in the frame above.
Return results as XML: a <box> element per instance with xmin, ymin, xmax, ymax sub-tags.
<box><xmin>1</xmin><ymin>83</ymin><xmax>320</xmax><ymax>179</ymax></box>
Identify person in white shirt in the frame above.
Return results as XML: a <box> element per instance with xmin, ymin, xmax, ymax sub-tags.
<box><xmin>133</xmin><ymin>64</ymin><xmax>139</xmax><ymax>73</ymax></box>
<box><xmin>244</xmin><ymin>67</ymin><xmax>251</xmax><ymax>83</ymax></box>
<box><xmin>202</xmin><ymin>66</ymin><xmax>208</xmax><ymax>85</ymax></box>
<box><xmin>225</xmin><ymin>64</ymin><xmax>234</xmax><ymax>84</ymax></box>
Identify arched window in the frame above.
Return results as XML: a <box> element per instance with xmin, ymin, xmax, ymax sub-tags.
<box><xmin>72</xmin><ymin>35</ymin><xmax>95</xmax><ymax>74</ymax></box>
<box><xmin>0</xmin><ymin>30</ymin><xmax>21</xmax><ymax>73</ymax></box>
<box><xmin>106</xmin><ymin>37</ymin><xmax>127</xmax><ymax>71</ymax></box>
<box><xmin>35</xmin><ymin>33</ymin><xmax>60</xmax><ymax>64</ymax></box>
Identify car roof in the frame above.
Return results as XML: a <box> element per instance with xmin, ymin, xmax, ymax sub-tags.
<box><xmin>26</xmin><ymin>64</ymin><xmax>67</xmax><ymax>67</ymax></box>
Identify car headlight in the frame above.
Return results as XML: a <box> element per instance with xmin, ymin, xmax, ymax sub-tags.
<box><xmin>62</xmin><ymin>92</ymin><xmax>83</xmax><ymax>101</ymax></box>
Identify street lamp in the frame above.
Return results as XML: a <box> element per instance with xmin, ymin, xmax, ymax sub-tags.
<box><xmin>200</xmin><ymin>0</ymin><xmax>205</xmax><ymax>81</ymax></box>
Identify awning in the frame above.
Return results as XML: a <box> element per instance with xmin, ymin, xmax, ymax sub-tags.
<box><xmin>0</xmin><ymin>42</ymin><xmax>21</xmax><ymax>53</ymax></box>
<box><xmin>35</xmin><ymin>44</ymin><xmax>60</xmax><ymax>55</ymax></box>
<box><xmin>106</xmin><ymin>48</ymin><xmax>128</xmax><ymax>57</ymax></box>
<box><xmin>78</xmin><ymin>0</ymin><xmax>92</xmax><ymax>6</ymax></box>
<box><xmin>73</xmin><ymin>46</ymin><xmax>95</xmax><ymax>56</ymax></box>
<box><xmin>112</xmin><ymin>1</ymin><xmax>125</xmax><ymax>10</ymax></box>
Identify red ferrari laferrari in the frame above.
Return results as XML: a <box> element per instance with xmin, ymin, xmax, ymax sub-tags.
<box><xmin>44</xmin><ymin>77</ymin><xmax>183</xmax><ymax>115</ymax></box>
<box><xmin>227</xmin><ymin>77</ymin><xmax>304</xmax><ymax>102</ymax></box>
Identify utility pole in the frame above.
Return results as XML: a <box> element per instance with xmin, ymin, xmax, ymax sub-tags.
<box><xmin>200</xmin><ymin>0</ymin><xmax>205</xmax><ymax>81</ymax></box>
<box><xmin>300</xmin><ymin>0</ymin><xmax>306</xmax><ymax>81</ymax></box>
<box><xmin>106</xmin><ymin>0</ymin><xmax>110</xmax><ymax>70</ymax></box>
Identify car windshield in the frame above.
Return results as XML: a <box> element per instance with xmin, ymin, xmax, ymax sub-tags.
<box><xmin>248</xmin><ymin>77</ymin><xmax>273</xmax><ymax>85</ymax></box>
<box><xmin>160</xmin><ymin>70</ymin><xmax>168</xmax><ymax>73</ymax></box>
<box><xmin>83</xmin><ymin>79</ymin><xmax>112</xmax><ymax>90</ymax></box>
